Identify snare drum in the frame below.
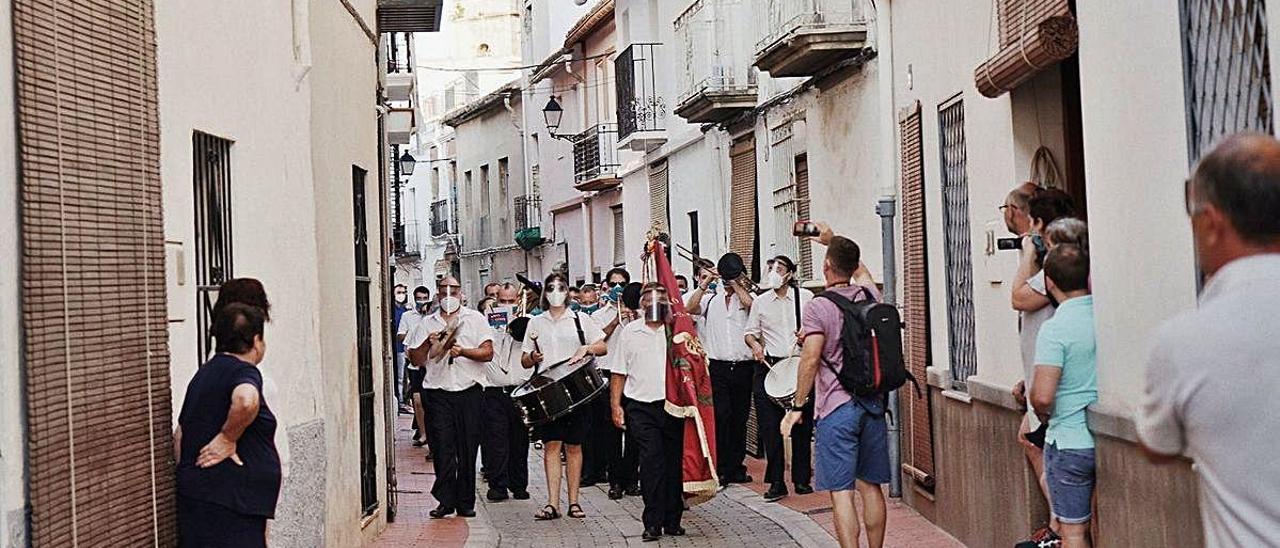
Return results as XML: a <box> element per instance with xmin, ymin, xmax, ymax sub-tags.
<box><xmin>763</xmin><ymin>356</ymin><xmax>801</xmax><ymax>409</ymax></box>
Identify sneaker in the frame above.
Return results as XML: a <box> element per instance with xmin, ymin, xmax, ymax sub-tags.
<box><xmin>486</xmin><ymin>488</ymin><xmax>509</xmax><ymax>502</ymax></box>
<box><xmin>1014</xmin><ymin>527</ymin><xmax>1062</xmax><ymax>548</ymax></box>
<box><xmin>794</xmin><ymin>483</ymin><xmax>814</xmax><ymax>495</ymax></box>
<box><xmin>763</xmin><ymin>483</ymin><xmax>788</xmax><ymax>502</ymax></box>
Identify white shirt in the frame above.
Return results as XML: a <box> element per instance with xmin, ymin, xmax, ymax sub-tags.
<box><xmin>520</xmin><ymin>309</ymin><xmax>607</xmax><ymax>368</ymax></box>
<box><xmin>405</xmin><ymin>308</ymin><xmax>493</xmax><ymax>391</ymax></box>
<box><xmin>698</xmin><ymin>291</ymin><xmax>753</xmax><ymax>361</ymax></box>
<box><xmin>590</xmin><ymin>305</ymin><xmax>623</xmax><ymax>371</ymax></box>
<box><xmin>399</xmin><ymin>309</ymin><xmax>428</xmax><ymax>370</ymax></box>
<box><xmin>613</xmin><ymin>321</ymin><xmax>669</xmax><ymax>402</ymax></box>
<box><xmin>1019</xmin><ymin>270</ymin><xmax>1054</xmax><ymax>406</ymax></box>
<box><xmin>481</xmin><ymin>329</ymin><xmax>533</xmax><ymax>388</ymax></box>
<box><xmin>1136</xmin><ymin>254</ymin><xmax>1280</xmax><ymax>548</ymax></box>
<box><xmin>745</xmin><ymin>286</ymin><xmax>813</xmax><ymax>358</ymax></box>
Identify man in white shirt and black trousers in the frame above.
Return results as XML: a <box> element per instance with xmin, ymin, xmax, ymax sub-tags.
<box><xmin>405</xmin><ymin>276</ymin><xmax>494</xmax><ymax>519</ymax></box>
<box><xmin>611</xmin><ymin>284</ymin><xmax>685</xmax><ymax>542</ymax></box>
<box><xmin>686</xmin><ymin>252</ymin><xmax>756</xmax><ymax>485</ymax></box>
<box><xmin>745</xmin><ymin>255</ymin><xmax>815</xmax><ymax>502</ymax></box>
<box><xmin>478</xmin><ymin>283</ymin><xmax>532</xmax><ymax>502</ymax></box>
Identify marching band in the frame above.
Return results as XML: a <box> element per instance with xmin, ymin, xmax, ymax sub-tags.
<box><xmin>399</xmin><ymin>237</ymin><xmax>818</xmax><ymax>540</ymax></box>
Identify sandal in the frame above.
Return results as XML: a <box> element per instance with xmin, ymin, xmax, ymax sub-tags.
<box><xmin>534</xmin><ymin>504</ymin><xmax>561</xmax><ymax>521</ymax></box>
<box><xmin>567</xmin><ymin>503</ymin><xmax>585</xmax><ymax>519</ymax></box>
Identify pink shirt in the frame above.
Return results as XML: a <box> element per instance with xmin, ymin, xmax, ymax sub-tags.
<box><xmin>800</xmin><ymin>283</ymin><xmax>882</xmax><ymax>419</ymax></box>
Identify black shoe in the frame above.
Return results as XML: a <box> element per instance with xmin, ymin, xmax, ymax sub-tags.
<box><xmin>456</xmin><ymin>508</ymin><xmax>477</xmax><ymax>518</ymax></box>
<box><xmin>624</xmin><ymin>484</ymin><xmax>641</xmax><ymax>497</ymax></box>
<box><xmin>429</xmin><ymin>506</ymin><xmax>455</xmax><ymax>519</ymax></box>
<box><xmin>763</xmin><ymin>483</ymin><xmax>788</xmax><ymax>502</ymax></box>
<box><xmin>642</xmin><ymin>527</ymin><xmax>662</xmax><ymax>542</ymax></box>
<box><xmin>607</xmin><ymin>486</ymin><xmax>624</xmax><ymax>500</ymax></box>
<box><xmin>794</xmin><ymin>483</ymin><xmax>814</xmax><ymax>495</ymax></box>
<box><xmin>580</xmin><ymin>476</ymin><xmax>598</xmax><ymax>488</ymax></box>
<box><xmin>664</xmin><ymin>526</ymin><xmax>686</xmax><ymax>536</ymax></box>
<box><xmin>486</xmin><ymin>488</ymin><xmax>509</xmax><ymax>502</ymax></box>
<box><xmin>731</xmin><ymin>474</ymin><xmax>753</xmax><ymax>484</ymax></box>
<box><xmin>511</xmin><ymin>490</ymin><xmax>531</xmax><ymax>500</ymax></box>
<box><xmin>412</xmin><ymin>438</ymin><xmax>427</xmax><ymax>447</ymax></box>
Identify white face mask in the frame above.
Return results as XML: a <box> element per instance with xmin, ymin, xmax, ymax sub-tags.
<box><xmin>764</xmin><ymin>270</ymin><xmax>785</xmax><ymax>290</ymax></box>
<box><xmin>394</xmin><ymin>292</ymin><xmax>407</xmax><ymax>303</ymax></box>
<box><xmin>547</xmin><ymin>290</ymin><xmax>567</xmax><ymax>308</ymax></box>
<box><xmin>441</xmin><ymin>296</ymin><xmax>462</xmax><ymax>314</ymax></box>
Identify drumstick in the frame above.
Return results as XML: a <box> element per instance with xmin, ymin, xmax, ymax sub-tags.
<box><xmin>528</xmin><ymin>332</ymin><xmax>542</xmax><ymax>374</ymax></box>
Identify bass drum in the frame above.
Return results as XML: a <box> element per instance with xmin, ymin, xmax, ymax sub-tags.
<box><xmin>510</xmin><ymin>355</ymin><xmax>608</xmax><ymax>426</ymax></box>
<box><xmin>763</xmin><ymin>357</ymin><xmax>800</xmax><ymax>409</ymax></box>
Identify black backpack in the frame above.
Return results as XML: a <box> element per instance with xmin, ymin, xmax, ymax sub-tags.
<box><xmin>816</xmin><ymin>288</ymin><xmax>919</xmax><ymax>400</ymax></box>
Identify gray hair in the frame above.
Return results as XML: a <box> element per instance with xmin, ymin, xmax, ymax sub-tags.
<box><xmin>1045</xmin><ymin>217</ymin><xmax>1088</xmax><ymax>252</ymax></box>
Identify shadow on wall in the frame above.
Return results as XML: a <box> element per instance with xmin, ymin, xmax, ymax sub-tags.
<box><xmin>269</xmin><ymin>419</ymin><xmax>327</xmax><ymax>548</ymax></box>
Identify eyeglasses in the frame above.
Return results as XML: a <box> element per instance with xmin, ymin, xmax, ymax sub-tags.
<box><xmin>1184</xmin><ymin>178</ymin><xmax>1200</xmax><ymax>216</ymax></box>
<box><xmin>998</xmin><ymin>204</ymin><xmax>1016</xmax><ymax>212</ymax></box>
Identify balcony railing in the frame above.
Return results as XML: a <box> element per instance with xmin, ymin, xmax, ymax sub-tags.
<box><xmin>430</xmin><ymin>199</ymin><xmax>450</xmax><ymax>236</ymax></box>
<box><xmin>514</xmin><ymin>194</ymin><xmax>541</xmax><ymax>231</ymax></box>
<box><xmin>674</xmin><ymin>0</ymin><xmax>758</xmax><ymax>123</ymax></box>
<box><xmin>394</xmin><ymin>221</ymin><xmax>422</xmax><ymax>257</ymax></box>
<box><xmin>754</xmin><ymin>0</ymin><xmax>870</xmax><ymax>77</ymax></box>
<box><xmin>573</xmin><ymin>123</ymin><xmax>621</xmax><ymax>191</ymax></box>
<box><xmin>387</xmin><ymin>32</ymin><xmax>413</xmax><ymax>73</ymax></box>
<box><xmin>615</xmin><ymin>43</ymin><xmax>666</xmax><ymax>146</ymax></box>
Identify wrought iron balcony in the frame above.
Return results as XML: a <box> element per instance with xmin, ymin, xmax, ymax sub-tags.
<box><xmin>514</xmin><ymin>194</ymin><xmax>544</xmax><ymax>250</ymax></box>
<box><xmin>573</xmin><ymin>123</ymin><xmax>621</xmax><ymax>192</ymax></box>
<box><xmin>754</xmin><ymin>0</ymin><xmax>871</xmax><ymax>77</ymax></box>
<box><xmin>430</xmin><ymin>199</ymin><xmax>451</xmax><ymax>237</ymax></box>
<box><xmin>385</xmin><ymin>32</ymin><xmax>415</xmax><ymax>102</ymax></box>
<box><xmin>674</xmin><ymin>0</ymin><xmax>758</xmax><ymax>123</ymax></box>
<box><xmin>393</xmin><ymin>221</ymin><xmax>422</xmax><ymax>257</ymax></box>
<box><xmin>615</xmin><ymin>43</ymin><xmax>667</xmax><ymax>151</ymax></box>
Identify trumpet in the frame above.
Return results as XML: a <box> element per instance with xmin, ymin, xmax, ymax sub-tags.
<box><xmin>674</xmin><ymin>243</ymin><xmax>716</xmax><ymax>274</ymax></box>
<box><xmin>725</xmin><ymin>273</ymin><xmax>761</xmax><ymax>295</ymax></box>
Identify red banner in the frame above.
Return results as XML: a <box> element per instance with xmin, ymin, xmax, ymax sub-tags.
<box><xmin>651</xmin><ymin>239</ymin><xmax>719</xmax><ymax>504</ymax></box>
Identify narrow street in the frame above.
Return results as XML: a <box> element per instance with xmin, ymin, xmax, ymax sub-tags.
<box><xmin>370</xmin><ymin>415</ymin><xmax>961</xmax><ymax>547</ymax></box>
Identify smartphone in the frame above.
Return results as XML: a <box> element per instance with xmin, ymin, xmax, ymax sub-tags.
<box><xmin>793</xmin><ymin>221</ymin><xmax>820</xmax><ymax>237</ymax></box>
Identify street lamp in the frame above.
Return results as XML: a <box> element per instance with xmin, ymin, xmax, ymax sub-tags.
<box><xmin>542</xmin><ymin>96</ymin><xmax>570</xmax><ymax>140</ymax></box>
<box><xmin>398</xmin><ymin>151</ymin><xmax>417</xmax><ymax>177</ymax></box>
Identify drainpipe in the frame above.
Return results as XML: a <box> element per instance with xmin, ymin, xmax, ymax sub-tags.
<box><xmin>872</xmin><ymin>0</ymin><xmax>903</xmax><ymax>499</ymax></box>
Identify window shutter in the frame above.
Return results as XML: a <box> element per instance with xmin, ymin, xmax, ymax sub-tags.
<box><xmin>612</xmin><ymin>206</ymin><xmax>625</xmax><ymax>266</ymax></box>
<box><xmin>648</xmin><ymin>160</ymin><xmax>669</xmax><ymax>232</ymax></box>
<box><xmin>729</xmin><ymin>136</ymin><xmax>758</xmax><ymax>272</ymax></box>
<box><xmin>794</xmin><ymin>154</ymin><xmax>812</xmax><ymax>280</ymax></box>
<box><xmin>13</xmin><ymin>0</ymin><xmax>177</xmax><ymax>544</ymax></box>
<box><xmin>900</xmin><ymin>102</ymin><xmax>935</xmax><ymax>479</ymax></box>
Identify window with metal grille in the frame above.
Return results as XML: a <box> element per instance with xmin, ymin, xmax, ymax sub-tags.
<box><xmin>612</xmin><ymin>205</ymin><xmax>625</xmax><ymax>266</ymax></box>
<box><xmin>937</xmin><ymin>97</ymin><xmax>978</xmax><ymax>391</ymax></box>
<box><xmin>353</xmin><ymin>166</ymin><xmax>378</xmax><ymax>515</ymax></box>
<box><xmin>1180</xmin><ymin>0</ymin><xmax>1273</xmax><ymax>162</ymax></box>
<box><xmin>194</xmin><ymin>131</ymin><xmax>234</xmax><ymax>363</ymax></box>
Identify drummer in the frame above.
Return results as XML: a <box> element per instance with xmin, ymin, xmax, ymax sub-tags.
<box><xmin>610</xmin><ymin>284</ymin><xmax>685</xmax><ymax>542</ymax></box>
<box><xmin>520</xmin><ymin>273</ymin><xmax>608</xmax><ymax>521</ymax></box>
<box><xmin>405</xmin><ymin>276</ymin><xmax>494</xmax><ymax>519</ymax></box>
<box><xmin>745</xmin><ymin>255</ymin><xmax>815</xmax><ymax>502</ymax></box>
<box><xmin>478</xmin><ymin>283</ymin><xmax>532</xmax><ymax>502</ymax></box>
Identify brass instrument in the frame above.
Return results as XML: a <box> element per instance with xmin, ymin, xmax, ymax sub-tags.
<box><xmin>428</xmin><ymin>317</ymin><xmax>463</xmax><ymax>362</ymax></box>
<box><xmin>673</xmin><ymin>242</ymin><xmax>716</xmax><ymax>274</ymax></box>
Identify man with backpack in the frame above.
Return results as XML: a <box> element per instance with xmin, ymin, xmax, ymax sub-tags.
<box><xmin>782</xmin><ymin>228</ymin><xmax>892</xmax><ymax>548</ymax></box>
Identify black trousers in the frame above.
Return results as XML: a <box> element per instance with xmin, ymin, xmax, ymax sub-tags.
<box><xmin>625</xmin><ymin>398</ymin><xmax>684</xmax><ymax>530</ymax></box>
<box><xmin>710</xmin><ymin>359</ymin><xmax>755</xmax><ymax>480</ymax></box>
<box><xmin>754</xmin><ymin>359</ymin><xmax>814</xmax><ymax>486</ymax></box>
<box><xmin>177</xmin><ymin>495</ymin><xmax>266</xmax><ymax>548</ymax></box>
<box><xmin>425</xmin><ymin>385</ymin><xmax>482</xmax><ymax>511</ymax></box>
<box><xmin>582</xmin><ymin>387</ymin><xmax>639</xmax><ymax>487</ymax></box>
<box><xmin>481</xmin><ymin>386</ymin><xmax>529</xmax><ymax>494</ymax></box>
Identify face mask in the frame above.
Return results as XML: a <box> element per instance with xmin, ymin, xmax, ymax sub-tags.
<box><xmin>441</xmin><ymin>296</ymin><xmax>462</xmax><ymax>314</ymax></box>
<box><xmin>569</xmin><ymin>302</ymin><xmax>581</xmax><ymax>312</ymax></box>
<box><xmin>605</xmin><ymin>285</ymin><xmax>624</xmax><ymax>303</ymax></box>
<box><xmin>644</xmin><ymin>298</ymin><xmax>671</xmax><ymax>323</ymax></box>
<box><xmin>579</xmin><ymin>303</ymin><xmax>601</xmax><ymax>314</ymax></box>
<box><xmin>415</xmin><ymin>300</ymin><xmax>431</xmax><ymax>313</ymax></box>
<box><xmin>395</xmin><ymin>293</ymin><xmax>407</xmax><ymax>303</ymax></box>
<box><xmin>763</xmin><ymin>270</ymin><xmax>785</xmax><ymax>290</ymax></box>
<box><xmin>547</xmin><ymin>290</ymin><xmax>567</xmax><ymax>308</ymax></box>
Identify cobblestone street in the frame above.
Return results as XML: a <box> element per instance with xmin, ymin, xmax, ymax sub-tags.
<box><xmin>370</xmin><ymin>416</ymin><xmax>961</xmax><ymax>547</ymax></box>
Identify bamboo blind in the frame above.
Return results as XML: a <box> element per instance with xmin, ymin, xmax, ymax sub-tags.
<box><xmin>13</xmin><ymin>0</ymin><xmax>176</xmax><ymax>545</ymax></box>
<box><xmin>976</xmin><ymin>0</ymin><xmax>1078</xmax><ymax>98</ymax></box>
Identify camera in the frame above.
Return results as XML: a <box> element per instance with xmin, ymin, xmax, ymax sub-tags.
<box><xmin>996</xmin><ymin>237</ymin><xmax>1022</xmax><ymax>250</ymax></box>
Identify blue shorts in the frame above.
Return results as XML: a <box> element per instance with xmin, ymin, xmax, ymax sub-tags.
<box><xmin>1044</xmin><ymin>443</ymin><xmax>1096</xmax><ymax>524</ymax></box>
<box><xmin>814</xmin><ymin>400</ymin><xmax>890</xmax><ymax>491</ymax></box>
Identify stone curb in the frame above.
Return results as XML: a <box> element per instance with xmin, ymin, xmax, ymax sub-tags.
<box><xmin>721</xmin><ymin>485</ymin><xmax>837</xmax><ymax>548</ymax></box>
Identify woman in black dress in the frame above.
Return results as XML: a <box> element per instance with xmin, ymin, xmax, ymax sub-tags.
<box><xmin>175</xmin><ymin>302</ymin><xmax>280</xmax><ymax>547</ymax></box>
